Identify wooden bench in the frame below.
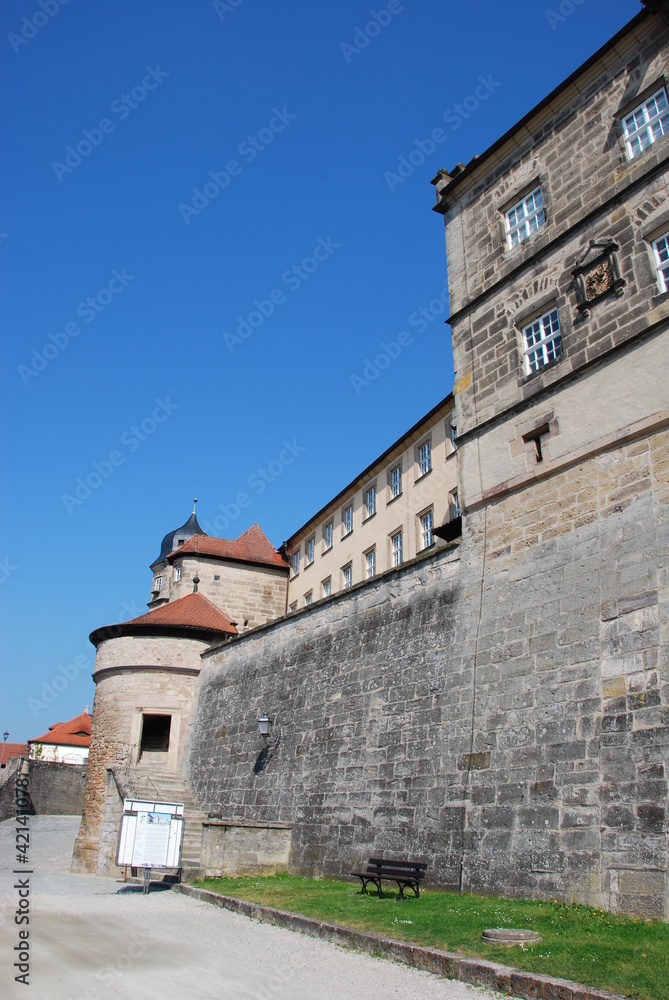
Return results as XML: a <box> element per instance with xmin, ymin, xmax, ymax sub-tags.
<box><xmin>350</xmin><ymin>857</ymin><xmax>428</xmax><ymax>900</ymax></box>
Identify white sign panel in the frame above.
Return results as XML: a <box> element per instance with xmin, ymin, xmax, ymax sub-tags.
<box><xmin>116</xmin><ymin>799</ymin><xmax>184</xmax><ymax>869</ymax></box>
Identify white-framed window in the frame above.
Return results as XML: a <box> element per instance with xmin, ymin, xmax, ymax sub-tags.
<box><xmin>365</xmin><ymin>548</ymin><xmax>376</xmax><ymax>579</ymax></box>
<box><xmin>154</xmin><ymin>576</ymin><xmax>162</xmax><ymax>592</ymax></box>
<box><xmin>304</xmin><ymin>591</ymin><xmax>312</xmax><ymax>606</ymax></box>
<box><xmin>652</xmin><ymin>233</ymin><xmax>669</xmax><ymax>292</ymax></box>
<box><xmin>364</xmin><ymin>485</ymin><xmax>376</xmax><ymax>518</ymax></box>
<box><xmin>449</xmin><ymin>423</ymin><xmax>457</xmax><ymax>450</ymax></box>
<box><xmin>322</xmin><ymin>577</ymin><xmax>331</xmax><ymax>598</ymax></box>
<box><xmin>391</xmin><ymin>531</ymin><xmax>402</xmax><ymax>567</ymax></box>
<box><xmin>522</xmin><ymin>308</ymin><xmax>562</xmax><ymax>374</ymax></box>
<box><xmin>420</xmin><ymin>510</ymin><xmax>434</xmax><ymax>550</ymax></box>
<box><xmin>291</xmin><ymin>551</ymin><xmax>300</xmax><ymax>576</ymax></box>
<box><xmin>390</xmin><ymin>464</ymin><xmax>402</xmax><ymax>498</ymax></box>
<box><xmin>342</xmin><ymin>563</ymin><xmax>352</xmax><ymax>589</ymax></box>
<box><xmin>305</xmin><ymin>537</ymin><xmax>315</xmax><ymax>566</ymax></box>
<box><xmin>623</xmin><ymin>88</ymin><xmax>669</xmax><ymax>159</ymax></box>
<box><xmin>418</xmin><ymin>440</ymin><xmax>431</xmax><ymax>477</ymax></box>
<box><xmin>289</xmin><ymin>601</ymin><xmax>297</xmax><ymax>613</ymax></box>
<box><xmin>342</xmin><ymin>503</ymin><xmax>353</xmax><ymax>536</ymax></box>
<box><xmin>323</xmin><ymin>521</ymin><xmax>333</xmax><ymax>550</ymax></box>
<box><xmin>174</xmin><ymin>566</ymin><xmax>181</xmax><ymax>582</ymax></box>
<box><xmin>451</xmin><ymin>490</ymin><xmax>461</xmax><ymax>518</ymax></box>
<box><xmin>505</xmin><ymin>187</ymin><xmax>545</xmax><ymax>248</ymax></box>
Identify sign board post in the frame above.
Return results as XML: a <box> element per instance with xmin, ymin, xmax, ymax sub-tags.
<box><xmin>116</xmin><ymin>798</ymin><xmax>185</xmax><ymax>892</ymax></box>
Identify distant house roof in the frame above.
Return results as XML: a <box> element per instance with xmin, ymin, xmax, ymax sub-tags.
<box><xmin>29</xmin><ymin>711</ymin><xmax>91</xmax><ymax>748</ymax></box>
<box><xmin>1</xmin><ymin>742</ymin><xmax>28</xmax><ymax>764</ymax></box>
<box><xmin>89</xmin><ymin>591</ymin><xmax>238</xmax><ymax>647</ymax></box>
<box><xmin>167</xmin><ymin>523</ymin><xmax>289</xmax><ymax>571</ymax></box>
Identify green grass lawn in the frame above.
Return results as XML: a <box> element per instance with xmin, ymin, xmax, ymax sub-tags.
<box><xmin>196</xmin><ymin>873</ymin><xmax>668</xmax><ymax>1000</ymax></box>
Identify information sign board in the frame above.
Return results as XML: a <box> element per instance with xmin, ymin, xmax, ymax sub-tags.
<box><xmin>116</xmin><ymin>798</ymin><xmax>184</xmax><ymax>869</ymax></box>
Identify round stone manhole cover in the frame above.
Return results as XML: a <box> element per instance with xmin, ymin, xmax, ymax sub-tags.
<box><xmin>481</xmin><ymin>928</ymin><xmax>541</xmax><ymax>946</ymax></box>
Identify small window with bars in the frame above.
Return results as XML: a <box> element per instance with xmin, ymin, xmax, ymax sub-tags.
<box><xmin>505</xmin><ymin>187</ymin><xmax>545</xmax><ymax>248</ymax></box>
<box><xmin>522</xmin><ymin>308</ymin><xmax>562</xmax><ymax>374</ymax></box>
<box><xmin>623</xmin><ymin>88</ymin><xmax>669</xmax><ymax>159</ymax></box>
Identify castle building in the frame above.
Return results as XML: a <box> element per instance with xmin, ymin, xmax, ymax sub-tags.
<box><xmin>74</xmin><ymin>5</ymin><xmax>667</xmax><ymax>918</ymax></box>
<box><xmin>285</xmin><ymin>393</ymin><xmax>458</xmax><ymax>610</ymax></box>
<box><xmin>430</xmin><ymin>0</ymin><xmax>669</xmax><ymax>917</ymax></box>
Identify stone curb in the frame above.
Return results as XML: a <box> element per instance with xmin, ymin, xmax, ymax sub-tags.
<box><xmin>173</xmin><ymin>885</ymin><xmax>626</xmax><ymax>1000</ymax></box>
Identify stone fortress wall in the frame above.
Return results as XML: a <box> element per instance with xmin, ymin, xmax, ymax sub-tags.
<box><xmin>73</xmin><ymin>6</ymin><xmax>669</xmax><ymax>918</ymax></box>
<box><xmin>184</xmin><ymin>8</ymin><xmax>668</xmax><ymax>919</ymax></box>
<box><xmin>187</xmin><ymin>431</ymin><xmax>667</xmax><ymax>918</ymax></box>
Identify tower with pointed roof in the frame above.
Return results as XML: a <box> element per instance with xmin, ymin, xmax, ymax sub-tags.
<box><xmin>72</xmin><ymin>506</ymin><xmax>289</xmax><ymax>875</ymax></box>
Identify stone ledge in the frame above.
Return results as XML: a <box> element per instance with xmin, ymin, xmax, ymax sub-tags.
<box><xmin>173</xmin><ymin>884</ymin><xmax>626</xmax><ymax>1000</ymax></box>
<box><xmin>203</xmin><ymin>819</ymin><xmax>292</xmax><ymax>830</ymax></box>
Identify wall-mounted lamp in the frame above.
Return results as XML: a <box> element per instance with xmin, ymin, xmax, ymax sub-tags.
<box><xmin>0</xmin><ymin>731</ymin><xmax>8</xmax><ymax>769</ymax></box>
<box><xmin>257</xmin><ymin>714</ymin><xmax>272</xmax><ymax>739</ymax></box>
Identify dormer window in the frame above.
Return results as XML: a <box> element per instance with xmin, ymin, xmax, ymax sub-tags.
<box><xmin>154</xmin><ymin>576</ymin><xmax>162</xmax><ymax>592</ymax></box>
<box><xmin>174</xmin><ymin>567</ymin><xmax>181</xmax><ymax>582</ymax></box>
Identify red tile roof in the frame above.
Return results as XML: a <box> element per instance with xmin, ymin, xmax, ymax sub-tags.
<box><xmin>126</xmin><ymin>592</ymin><xmax>238</xmax><ymax>635</ymax></box>
<box><xmin>167</xmin><ymin>523</ymin><xmax>288</xmax><ymax>570</ymax></box>
<box><xmin>1</xmin><ymin>743</ymin><xmax>28</xmax><ymax>763</ymax></box>
<box><xmin>30</xmin><ymin>711</ymin><xmax>92</xmax><ymax>748</ymax></box>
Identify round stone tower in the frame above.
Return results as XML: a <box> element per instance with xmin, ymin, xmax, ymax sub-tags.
<box><xmin>71</xmin><ymin>507</ymin><xmax>236</xmax><ymax>876</ymax></box>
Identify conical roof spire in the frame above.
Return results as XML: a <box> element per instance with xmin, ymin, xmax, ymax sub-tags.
<box><xmin>150</xmin><ymin>502</ymin><xmax>208</xmax><ymax>568</ymax></box>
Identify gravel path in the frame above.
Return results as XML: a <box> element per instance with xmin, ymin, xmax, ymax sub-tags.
<box><xmin>0</xmin><ymin>816</ymin><xmax>499</xmax><ymax>999</ymax></box>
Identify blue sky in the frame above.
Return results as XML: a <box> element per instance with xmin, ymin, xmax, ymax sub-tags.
<box><xmin>1</xmin><ymin>0</ymin><xmax>639</xmax><ymax>743</ymax></box>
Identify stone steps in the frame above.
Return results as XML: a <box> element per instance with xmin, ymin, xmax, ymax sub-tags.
<box><xmin>127</xmin><ymin>767</ymin><xmax>206</xmax><ymax>870</ymax></box>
